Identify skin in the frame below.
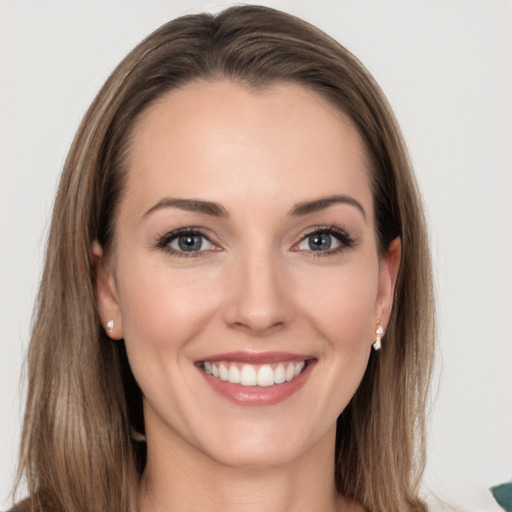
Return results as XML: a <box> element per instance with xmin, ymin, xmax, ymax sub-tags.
<box><xmin>94</xmin><ymin>80</ymin><xmax>400</xmax><ymax>512</ymax></box>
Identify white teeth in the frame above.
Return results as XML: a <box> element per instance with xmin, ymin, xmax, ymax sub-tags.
<box><xmin>219</xmin><ymin>363</ymin><xmax>228</xmax><ymax>381</ymax></box>
<box><xmin>257</xmin><ymin>365</ymin><xmax>275</xmax><ymax>387</ymax></box>
<box><xmin>285</xmin><ymin>363</ymin><xmax>295</xmax><ymax>382</ymax></box>
<box><xmin>203</xmin><ymin>360</ymin><xmax>307</xmax><ymax>387</ymax></box>
<box><xmin>274</xmin><ymin>364</ymin><xmax>286</xmax><ymax>384</ymax></box>
<box><xmin>228</xmin><ymin>365</ymin><xmax>240</xmax><ymax>384</ymax></box>
<box><xmin>240</xmin><ymin>364</ymin><xmax>257</xmax><ymax>386</ymax></box>
<box><xmin>294</xmin><ymin>361</ymin><xmax>305</xmax><ymax>377</ymax></box>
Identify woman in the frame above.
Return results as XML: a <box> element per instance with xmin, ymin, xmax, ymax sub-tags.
<box><xmin>11</xmin><ymin>5</ymin><xmax>434</xmax><ymax>512</ymax></box>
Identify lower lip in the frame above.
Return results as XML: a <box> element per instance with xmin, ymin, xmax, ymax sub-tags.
<box><xmin>198</xmin><ymin>361</ymin><xmax>315</xmax><ymax>406</ymax></box>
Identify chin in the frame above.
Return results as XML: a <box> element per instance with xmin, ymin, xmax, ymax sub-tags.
<box><xmin>190</xmin><ymin>414</ymin><xmax>335</xmax><ymax>471</ymax></box>
<box><xmin>202</xmin><ymin>437</ymin><xmax>308</xmax><ymax>470</ymax></box>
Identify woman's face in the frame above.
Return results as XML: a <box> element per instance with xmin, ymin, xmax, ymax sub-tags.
<box><xmin>95</xmin><ymin>80</ymin><xmax>399</xmax><ymax>468</ymax></box>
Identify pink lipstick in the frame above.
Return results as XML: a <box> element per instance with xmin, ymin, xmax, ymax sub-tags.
<box><xmin>196</xmin><ymin>352</ymin><xmax>316</xmax><ymax>406</ymax></box>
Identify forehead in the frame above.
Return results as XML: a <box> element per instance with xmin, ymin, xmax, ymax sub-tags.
<box><xmin>122</xmin><ymin>79</ymin><xmax>373</xmax><ymax>220</ymax></box>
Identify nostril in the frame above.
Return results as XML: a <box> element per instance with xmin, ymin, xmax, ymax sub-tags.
<box><xmin>228</xmin><ymin>318</ymin><xmax>286</xmax><ymax>336</ymax></box>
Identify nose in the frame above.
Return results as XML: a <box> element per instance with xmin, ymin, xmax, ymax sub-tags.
<box><xmin>223</xmin><ymin>249</ymin><xmax>295</xmax><ymax>336</ymax></box>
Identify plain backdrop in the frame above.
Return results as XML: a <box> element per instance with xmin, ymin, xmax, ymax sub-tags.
<box><xmin>1</xmin><ymin>1</ymin><xmax>511</xmax><ymax>510</ymax></box>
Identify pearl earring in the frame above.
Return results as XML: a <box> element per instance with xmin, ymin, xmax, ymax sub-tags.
<box><xmin>105</xmin><ymin>320</ymin><xmax>114</xmax><ymax>334</ymax></box>
<box><xmin>373</xmin><ymin>323</ymin><xmax>384</xmax><ymax>351</ymax></box>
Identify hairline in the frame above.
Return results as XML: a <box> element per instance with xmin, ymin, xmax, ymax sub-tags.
<box><xmin>104</xmin><ymin>75</ymin><xmax>379</xmax><ymax>257</ymax></box>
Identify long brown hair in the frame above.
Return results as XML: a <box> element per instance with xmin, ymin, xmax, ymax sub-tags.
<box><xmin>15</xmin><ymin>6</ymin><xmax>435</xmax><ymax>512</ymax></box>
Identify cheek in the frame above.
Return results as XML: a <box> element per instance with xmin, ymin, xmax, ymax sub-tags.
<box><xmin>115</xmin><ymin>254</ymin><xmax>223</xmax><ymax>362</ymax></box>
<box><xmin>294</xmin><ymin>258</ymin><xmax>379</xmax><ymax>350</ymax></box>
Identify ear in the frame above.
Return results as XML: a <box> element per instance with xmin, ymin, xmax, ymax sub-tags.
<box><xmin>375</xmin><ymin>237</ymin><xmax>401</xmax><ymax>330</ymax></box>
<box><xmin>92</xmin><ymin>240</ymin><xmax>123</xmax><ymax>340</ymax></box>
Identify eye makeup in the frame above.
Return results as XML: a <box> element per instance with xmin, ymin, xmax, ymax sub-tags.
<box><xmin>291</xmin><ymin>225</ymin><xmax>356</xmax><ymax>257</ymax></box>
<box><xmin>153</xmin><ymin>224</ymin><xmax>356</xmax><ymax>259</ymax></box>
<box><xmin>154</xmin><ymin>227</ymin><xmax>220</xmax><ymax>258</ymax></box>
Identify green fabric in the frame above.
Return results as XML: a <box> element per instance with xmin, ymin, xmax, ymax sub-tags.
<box><xmin>491</xmin><ymin>481</ymin><xmax>512</xmax><ymax>512</ymax></box>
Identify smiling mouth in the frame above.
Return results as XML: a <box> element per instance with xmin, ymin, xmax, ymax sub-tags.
<box><xmin>199</xmin><ymin>360</ymin><xmax>309</xmax><ymax>387</ymax></box>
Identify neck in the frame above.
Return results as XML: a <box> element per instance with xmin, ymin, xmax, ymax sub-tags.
<box><xmin>139</xmin><ymin>424</ymin><xmax>357</xmax><ymax>512</ymax></box>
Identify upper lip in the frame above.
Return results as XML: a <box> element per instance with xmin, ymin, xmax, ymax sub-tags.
<box><xmin>196</xmin><ymin>351</ymin><xmax>314</xmax><ymax>364</ymax></box>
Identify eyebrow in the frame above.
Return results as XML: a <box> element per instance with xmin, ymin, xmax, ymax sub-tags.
<box><xmin>142</xmin><ymin>194</ymin><xmax>366</xmax><ymax>221</ymax></box>
<box><xmin>143</xmin><ymin>198</ymin><xmax>228</xmax><ymax>219</ymax></box>
<box><xmin>289</xmin><ymin>195</ymin><xmax>366</xmax><ymax>219</ymax></box>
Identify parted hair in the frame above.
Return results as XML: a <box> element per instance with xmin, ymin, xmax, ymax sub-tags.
<box><xmin>15</xmin><ymin>6</ymin><xmax>435</xmax><ymax>512</ymax></box>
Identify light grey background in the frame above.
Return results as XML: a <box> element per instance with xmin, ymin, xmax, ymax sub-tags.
<box><xmin>1</xmin><ymin>1</ymin><xmax>511</xmax><ymax>510</ymax></box>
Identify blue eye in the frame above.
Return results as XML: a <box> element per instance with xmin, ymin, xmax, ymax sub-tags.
<box><xmin>168</xmin><ymin>233</ymin><xmax>214</xmax><ymax>252</ymax></box>
<box><xmin>298</xmin><ymin>232</ymin><xmax>341</xmax><ymax>252</ymax></box>
<box><xmin>294</xmin><ymin>226</ymin><xmax>355</xmax><ymax>255</ymax></box>
<box><xmin>156</xmin><ymin>229</ymin><xmax>217</xmax><ymax>256</ymax></box>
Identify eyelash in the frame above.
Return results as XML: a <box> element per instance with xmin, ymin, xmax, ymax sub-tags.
<box><xmin>155</xmin><ymin>225</ymin><xmax>355</xmax><ymax>258</ymax></box>
<box><xmin>294</xmin><ymin>225</ymin><xmax>355</xmax><ymax>257</ymax></box>
<box><xmin>155</xmin><ymin>227</ymin><xmax>216</xmax><ymax>258</ymax></box>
